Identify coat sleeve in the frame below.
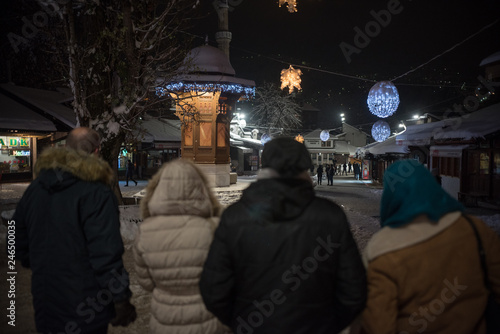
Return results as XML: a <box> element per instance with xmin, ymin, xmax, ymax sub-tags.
<box><xmin>133</xmin><ymin>230</ymin><xmax>155</xmax><ymax>292</ymax></box>
<box><xmin>361</xmin><ymin>256</ymin><xmax>399</xmax><ymax>334</ymax></box>
<box><xmin>476</xmin><ymin>217</ymin><xmax>500</xmax><ymax>303</ymax></box>
<box><xmin>332</xmin><ymin>214</ymin><xmax>368</xmax><ymax>330</ymax></box>
<box><xmin>199</xmin><ymin>215</ymin><xmax>235</xmax><ymax>326</ymax></box>
<box><xmin>81</xmin><ymin>188</ymin><xmax>132</xmax><ymax>303</ymax></box>
<box><xmin>11</xmin><ymin>195</ymin><xmax>30</xmax><ymax>268</ymax></box>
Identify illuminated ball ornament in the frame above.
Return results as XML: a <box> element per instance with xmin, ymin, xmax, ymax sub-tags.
<box><xmin>261</xmin><ymin>133</ymin><xmax>272</xmax><ymax>145</ymax></box>
<box><xmin>371</xmin><ymin>121</ymin><xmax>391</xmax><ymax>142</ymax></box>
<box><xmin>320</xmin><ymin>130</ymin><xmax>330</xmax><ymax>142</ymax></box>
<box><xmin>367</xmin><ymin>81</ymin><xmax>400</xmax><ymax>118</ymax></box>
<box><xmin>281</xmin><ymin>65</ymin><xmax>302</xmax><ymax>94</ymax></box>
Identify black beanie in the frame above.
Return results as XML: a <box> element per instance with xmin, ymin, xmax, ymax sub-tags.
<box><xmin>261</xmin><ymin>137</ymin><xmax>312</xmax><ymax>178</ymax></box>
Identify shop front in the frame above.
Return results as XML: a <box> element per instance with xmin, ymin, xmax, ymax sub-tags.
<box><xmin>0</xmin><ymin>136</ymin><xmax>35</xmax><ymax>182</ymax></box>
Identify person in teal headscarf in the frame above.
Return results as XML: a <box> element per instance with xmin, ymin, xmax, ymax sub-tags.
<box><xmin>361</xmin><ymin>160</ymin><xmax>500</xmax><ymax>334</ymax></box>
<box><xmin>380</xmin><ymin>159</ymin><xmax>464</xmax><ymax>228</ymax></box>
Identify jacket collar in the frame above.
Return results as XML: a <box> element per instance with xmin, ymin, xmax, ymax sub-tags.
<box><xmin>363</xmin><ymin>211</ymin><xmax>462</xmax><ymax>267</ymax></box>
<box><xmin>35</xmin><ymin>147</ymin><xmax>114</xmax><ymax>185</ymax></box>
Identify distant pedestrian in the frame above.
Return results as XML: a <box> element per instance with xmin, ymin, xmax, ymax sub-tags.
<box><xmin>12</xmin><ymin>127</ymin><xmax>136</xmax><ymax>334</ymax></box>
<box><xmin>353</xmin><ymin>162</ymin><xmax>361</xmax><ymax>180</ymax></box>
<box><xmin>343</xmin><ymin>163</ymin><xmax>347</xmax><ymax>175</ymax></box>
<box><xmin>134</xmin><ymin>159</ymin><xmax>227</xmax><ymax>334</ymax></box>
<box><xmin>200</xmin><ymin>137</ymin><xmax>366</xmax><ymax>334</ymax></box>
<box><xmin>125</xmin><ymin>160</ymin><xmax>137</xmax><ymax>186</ymax></box>
<box><xmin>348</xmin><ymin>162</ymin><xmax>352</xmax><ymax>173</ymax></box>
<box><xmin>328</xmin><ymin>163</ymin><xmax>335</xmax><ymax>185</ymax></box>
<box><xmin>317</xmin><ymin>164</ymin><xmax>324</xmax><ymax>185</ymax></box>
<box><xmin>361</xmin><ymin>160</ymin><xmax>500</xmax><ymax>334</ymax></box>
<box><xmin>325</xmin><ymin>164</ymin><xmax>331</xmax><ymax>184</ymax></box>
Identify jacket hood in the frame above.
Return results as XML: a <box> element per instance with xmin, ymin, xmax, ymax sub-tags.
<box><xmin>34</xmin><ymin>147</ymin><xmax>114</xmax><ymax>192</ymax></box>
<box><xmin>140</xmin><ymin>159</ymin><xmax>222</xmax><ymax>219</ymax></box>
<box><xmin>240</xmin><ymin>176</ymin><xmax>315</xmax><ymax>222</ymax></box>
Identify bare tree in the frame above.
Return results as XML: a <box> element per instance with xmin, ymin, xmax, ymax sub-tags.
<box><xmin>58</xmin><ymin>0</ymin><xmax>200</xmax><ymax>201</ymax></box>
<box><xmin>250</xmin><ymin>82</ymin><xmax>302</xmax><ymax>136</ymax></box>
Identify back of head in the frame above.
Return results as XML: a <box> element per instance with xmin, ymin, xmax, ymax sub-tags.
<box><xmin>66</xmin><ymin>127</ymin><xmax>100</xmax><ymax>154</ymax></box>
<box><xmin>261</xmin><ymin>137</ymin><xmax>312</xmax><ymax>178</ymax></box>
<box><xmin>380</xmin><ymin>160</ymin><xmax>463</xmax><ymax>228</ymax></box>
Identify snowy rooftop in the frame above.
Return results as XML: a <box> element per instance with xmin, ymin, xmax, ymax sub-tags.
<box><xmin>364</xmin><ymin>135</ymin><xmax>409</xmax><ymax>155</ymax></box>
<box><xmin>397</xmin><ymin>102</ymin><xmax>500</xmax><ymax>145</ymax></box>
<box><xmin>181</xmin><ymin>45</ymin><xmax>236</xmax><ymax>76</ymax></box>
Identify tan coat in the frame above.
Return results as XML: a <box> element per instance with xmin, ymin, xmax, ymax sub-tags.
<box><xmin>133</xmin><ymin>159</ymin><xmax>225</xmax><ymax>334</ymax></box>
<box><xmin>362</xmin><ymin>212</ymin><xmax>500</xmax><ymax>334</ymax></box>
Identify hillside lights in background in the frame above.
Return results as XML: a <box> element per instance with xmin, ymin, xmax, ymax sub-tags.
<box><xmin>367</xmin><ymin>81</ymin><xmax>400</xmax><ymax>118</ymax></box>
<box><xmin>371</xmin><ymin>120</ymin><xmax>391</xmax><ymax>142</ymax></box>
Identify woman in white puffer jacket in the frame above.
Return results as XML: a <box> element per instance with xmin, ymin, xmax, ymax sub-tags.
<box><xmin>133</xmin><ymin>158</ymin><xmax>227</xmax><ymax>334</ymax></box>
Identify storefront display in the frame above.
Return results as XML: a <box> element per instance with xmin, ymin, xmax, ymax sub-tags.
<box><xmin>0</xmin><ymin>137</ymin><xmax>32</xmax><ymax>175</ymax></box>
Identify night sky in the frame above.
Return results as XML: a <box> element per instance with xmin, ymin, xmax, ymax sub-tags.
<box><xmin>193</xmin><ymin>0</ymin><xmax>500</xmax><ymax>132</ymax></box>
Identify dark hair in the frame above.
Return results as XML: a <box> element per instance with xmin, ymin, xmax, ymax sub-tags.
<box><xmin>261</xmin><ymin>137</ymin><xmax>312</xmax><ymax>178</ymax></box>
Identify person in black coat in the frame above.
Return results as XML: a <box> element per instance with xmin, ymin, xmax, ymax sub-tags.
<box><xmin>353</xmin><ymin>162</ymin><xmax>361</xmax><ymax>180</ymax></box>
<box><xmin>125</xmin><ymin>160</ymin><xmax>137</xmax><ymax>186</ymax></box>
<box><xmin>12</xmin><ymin>128</ymin><xmax>136</xmax><ymax>334</ymax></box>
<box><xmin>199</xmin><ymin>137</ymin><xmax>367</xmax><ymax>334</ymax></box>
<box><xmin>316</xmin><ymin>164</ymin><xmax>324</xmax><ymax>185</ymax></box>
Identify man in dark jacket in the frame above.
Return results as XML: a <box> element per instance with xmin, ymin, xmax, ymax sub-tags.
<box><xmin>200</xmin><ymin>137</ymin><xmax>366</xmax><ymax>334</ymax></box>
<box><xmin>12</xmin><ymin>127</ymin><xmax>136</xmax><ymax>334</ymax></box>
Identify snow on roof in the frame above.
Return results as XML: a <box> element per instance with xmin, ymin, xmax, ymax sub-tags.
<box><xmin>364</xmin><ymin>136</ymin><xmax>409</xmax><ymax>155</ymax></box>
<box><xmin>137</xmin><ymin>118</ymin><xmax>181</xmax><ymax>143</ymax></box>
<box><xmin>334</xmin><ymin>141</ymin><xmax>358</xmax><ymax>155</ymax></box>
<box><xmin>230</xmin><ymin>133</ymin><xmax>263</xmax><ymax>148</ymax></box>
<box><xmin>0</xmin><ymin>83</ymin><xmax>76</xmax><ymax>129</ymax></box>
<box><xmin>434</xmin><ymin>103</ymin><xmax>500</xmax><ymax>140</ymax></box>
<box><xmin>396</xmin><ymin>103</ymin><xmax>500</xmax><ymax>145</ymax></box>
<box><xmin>480</xmin><ymin>51</ymin><xmax>500</xmax><ymax>66</ymax></box>
<box><xmin>182</xmin><ymin>45</ymin><xmax>236</xmax><ymax>76</ymax></box>
<box><xmin>0</xmin><ymin>92</ymin><xmax>56</xmax><ymax>131</ymax></box>
<box><xmin>303</xmin><ymin>129</ymin><xmax>323</xmax><ymax>139</ymax></box>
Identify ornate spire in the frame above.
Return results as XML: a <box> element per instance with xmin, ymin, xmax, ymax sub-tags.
<box><xmin>215</xmin><ymin>0</ymin><xmax>232</xmax><ymax>58</ymax></box>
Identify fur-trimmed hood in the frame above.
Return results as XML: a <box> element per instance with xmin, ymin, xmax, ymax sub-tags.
<box><xmin>35</xmin><ymin>147</ymin><xmax>114</xmax><ymax>187</ymax></box>
<box><xmin>140</xmin><ymin>159</ymin><xmax>222</xmax><ymax>220</ymax></box>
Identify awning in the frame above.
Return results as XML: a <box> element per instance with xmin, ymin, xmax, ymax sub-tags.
<box><xmin>397</xmin><ymin>102</ymin><xmax>500</xmax><ymax>145</ymax></box>
<box><xmin>365</xmin><ymin>136</ymin><xmax>409</xmax><ymax>155</ymax></box>
<box><xmin>136</xmin><ymin>118</ymin><xmax>181</xmax><ymax>143</ymax></box>
<box><xmin>1</xmin><ymin>83</ymin><xmax>76</xmax><ymax>129</ymax></box>
<box><xmin>0</xmin><ymin>93</ymin><xmax>57</xmax><ymax>132</ymax></box>
<box><xmin>236</xmin><ymin>146</ymin><xmax>253</xmax><ymax>153</ymax></box>
<box><xmin>430</xmin><ymin>145</ymin><xmax>471</xmax><ymax>158</ymax></box>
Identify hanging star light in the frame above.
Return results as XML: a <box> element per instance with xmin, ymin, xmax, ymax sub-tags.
<box><xmin>320</xmin><ymin>130</ymin><xmax>330</xmax><ymax>142</ymax></box>
<box><xmin>371</xmin><ymin>120</ymin><xmax>391</xmax><ymax>142</ymax></box>
<box><xmin>295</xmin><ymin>134</ymin><xmax>304</xmax><ymax>143</ymax></box>
<box><xmin>367</xmin><ymin>81</ymin><xmax>400</xmax><ymax>118</ymax></box>
<box><xmin>281</xmin><ymin>65</ymin><xmax>302</xmax><ymax>94</ymax></box>
<box><xmin>279</xmin><ymin>0</ymin><xmax>298</xmax><ymax>13</ymax></box>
